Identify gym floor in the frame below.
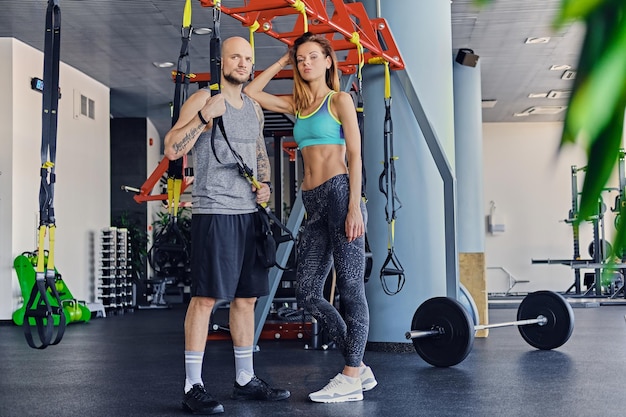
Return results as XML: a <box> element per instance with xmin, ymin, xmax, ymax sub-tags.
<box><xmin>1</xmin><ymin>298</ymin><xmax>625</xmax><ymax>417</ymax></box>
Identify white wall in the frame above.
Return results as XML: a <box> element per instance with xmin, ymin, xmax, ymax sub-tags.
<box><xmin>1</xmin><ymin>38</ymin><xmax>110</xmax><ymax>320</ymax></box>
<box><xmin>483</xmin><ymin>122</ymin><xmax>619</xmax><ymax>294</ymax></box>
<box><xmin>0</xmin><ymin>39</ymin><xmax>14</xmax><ymax>317</ymax></box>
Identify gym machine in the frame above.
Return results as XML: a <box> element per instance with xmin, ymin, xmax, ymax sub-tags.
<box><xmin>532</xmin><ymin>156</ymin><xmax>626</xmax><ymax>298</ymax></box>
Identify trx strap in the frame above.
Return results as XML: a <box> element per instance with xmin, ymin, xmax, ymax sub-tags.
<box><xmin>23</xmin><ymin>0</ymin><xmax>66</xmax><ymax>349</ymax></box>
<box><xmin>377</xmin><ymin>61</ymin><xmax>405</xmax><ymax>295</ymax></box>
<box><xmin>171</xmin><ymin>0</ymin><xmax>193</xmax><ymax>127</ymax></box>
<box><xmin>168</xmin><ymin>0</ymin><xmax>194</xmax><ymax>213</ymax></box>
<box><xmin>208</xmin><ymin>3</ymin><xmax>294</xmax><ymax>268</ymax></box>
<box><xmin>292</xmin><ymin>0</ymin><xmax>308</xmax><ymax>32</ymax></box>
<box><xmin>148</xmin><ymin>0</ymin><xmax>194</xmax><ymax>281</ymax></box>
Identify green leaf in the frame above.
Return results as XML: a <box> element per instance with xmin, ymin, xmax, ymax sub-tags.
<box><xmin>566</xmin><ymin>15</ymin><xmax>626</xmax><ymax>147</ymax></box>
<box><xmin>577</xmin><ymin>108</ymin><xmax>625</xmax><ymax>222</ymax></box>
<box><xmin>554</xmin><ymin>0</ymin><xmax>607</xmax><ymax>26</ymax></box>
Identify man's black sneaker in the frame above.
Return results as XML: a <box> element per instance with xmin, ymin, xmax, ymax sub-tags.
<box><xmin>231</xmin><ymin>376</ymin><xmax>291</xmax><ymax>401</ymax></box>
<box><xmin>182</xmin><ymin>384</ymin><xmax>224</xmax><ymax>415</ymax></box>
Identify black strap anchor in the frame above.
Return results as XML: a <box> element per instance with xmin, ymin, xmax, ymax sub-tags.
<box><xmin>23</xmin><ymin>0</ymin><xmax>67</xmax><ymax>349</ymax></box>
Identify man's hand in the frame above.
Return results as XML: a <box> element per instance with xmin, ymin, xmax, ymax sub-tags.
<box><xmin>254</xmin><ymin>183</ymin><xmax>271</xmax><ymax>205</ymax></box>
<box><xmin>199</xmin><ymin>94</ymin><xmax>226</xmax><ymax>122</ymax></box>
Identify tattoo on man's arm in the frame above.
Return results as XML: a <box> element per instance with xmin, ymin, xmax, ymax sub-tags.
<box><xmin>172</xmin><ymin>124</ymin><xmax>202</xmax><ymax>156</ymax></box>
<box><xmin>256</xmin><ymin>135</ymin><xmax>271</xmax><ymax>182</ymax></box>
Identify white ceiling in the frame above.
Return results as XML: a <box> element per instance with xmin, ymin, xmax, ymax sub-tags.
<box><xmin>0</xmin><ymin>0</ymin><xmax>585</xmax><ymax>138</ymax></box>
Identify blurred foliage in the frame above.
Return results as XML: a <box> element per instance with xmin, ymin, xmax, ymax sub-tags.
<box><xmin>477</xmin><ymin>0</ymin><xmax>626</xmax><ymax>255</ymax></box>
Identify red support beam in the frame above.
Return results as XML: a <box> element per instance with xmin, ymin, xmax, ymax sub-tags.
<box><xmin>132</xmin><ymin>156</ymin><xmax>192</xmax><ymax>204</ymax></box>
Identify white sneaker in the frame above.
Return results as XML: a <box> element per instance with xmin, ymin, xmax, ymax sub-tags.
<box><xmin>360</xmin><ymin>366</ymin><xmax>378</xmax><ymax>392</ymax></box>
<box><xmin>308</xmin><ymin>373</ymin><xmax>363</xmax><ymax>403</ymax></box>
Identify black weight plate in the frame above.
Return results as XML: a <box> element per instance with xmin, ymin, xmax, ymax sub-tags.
<box><xmin>517</xmin><ymin>290</ymin><xmax>574</xmax><ymax>350</ymax></box>
<box><xmin>410</xmin><ymin>297</ymin><xmax>475</xmax><ymax>367</ymax></box>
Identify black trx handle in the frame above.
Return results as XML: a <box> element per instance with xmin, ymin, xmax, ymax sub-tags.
<box><xmin>23</xmin><ymin>254</ymin><xmax>66</xmax><ymax>349</ymax></box>
<box><xmin>377</xmin><ymin>62</ymin><xmax>404</xmax><ymax>295</ymax></box>
<box><xmin>24</xmin><ymin>0</ymin><xmax>66</xmax><ymax>349</ymax></box>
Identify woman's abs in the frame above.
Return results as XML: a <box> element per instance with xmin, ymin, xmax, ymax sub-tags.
<box><xmin>300</xmin><ymin>145</ymin><xmax>348</xmax><ymax>191</ymax></box>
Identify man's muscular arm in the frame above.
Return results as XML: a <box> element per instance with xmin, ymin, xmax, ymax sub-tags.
<box><xmin>163</xmin><ymin>90</ymin><xmax>225</xmax><ymax>160</ymax></box>
<box><xmin>252</xmin><ymin>100</ymin><xmax>271</xmax><ymax>183</ymax></box>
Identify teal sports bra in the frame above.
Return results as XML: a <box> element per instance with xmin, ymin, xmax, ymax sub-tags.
<box><xmin>293</xmin><ymin>91</ymin><xmax>345</xmax><ymax>149</ymax></box>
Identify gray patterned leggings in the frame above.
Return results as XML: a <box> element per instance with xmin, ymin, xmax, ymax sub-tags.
<box><xmin>296</xmin><ymin>174</ymin><xmax>369</xmax><ymax>367</ymax></box>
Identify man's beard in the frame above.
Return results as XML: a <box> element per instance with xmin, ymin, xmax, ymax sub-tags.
<box><xmin>223</xmin><ymin>70</ymin><xmax>249</xmax><ymax>86</ymax></box>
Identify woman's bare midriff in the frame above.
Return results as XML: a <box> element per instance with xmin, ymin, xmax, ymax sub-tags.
<box><xmin>300</xmin><ymin>144</ymin><xmax>348</xmax><ymax>191</ymax></box>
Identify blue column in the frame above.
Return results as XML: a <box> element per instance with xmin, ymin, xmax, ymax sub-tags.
<box><xmin>454</xmin><ymin>59</ymin><xmax>485</xmax><ymax>252</ymax></box>
<box><xmin>359</xmin><ymin>0</ymin><xmax>457</xmax><ymax>343</ymax></box>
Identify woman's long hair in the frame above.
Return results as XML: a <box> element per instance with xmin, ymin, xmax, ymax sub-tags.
<box><xmin>289</xmin><ymin>32</ymin><xmax>340</xmax><ymax>114</ymax></box>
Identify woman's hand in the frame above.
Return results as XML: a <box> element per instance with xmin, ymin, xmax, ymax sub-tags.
<box><xmin>345</xmin><ymin>205</ymin><xmax>364</xmax><ymax>242</ymax></box>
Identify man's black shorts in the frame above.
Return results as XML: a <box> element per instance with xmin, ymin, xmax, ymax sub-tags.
<box><xmin>190</xmin><ymin>213</ymin><xmax>269</xmax><ymax>300</ymax></box>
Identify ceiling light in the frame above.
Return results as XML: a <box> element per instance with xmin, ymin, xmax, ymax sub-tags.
<box><xmin>547</xmin><ymin>90</ymin><xmax>571</xmax><ymax>99</ymax></box>
<box><xmin>561</xmin><ymin>70</ymin><xmax>577</xmax><ymax>80</ymax></box>
<box><xmin>525</xmin><ymin>37</ymin><xmax>550</xmax><ymax>44</ymax></box>
<box><xmin>152</xmin><ymin>61</ymin><xmax>174</xmax><ymax>68</ymax></box>
<box><xmin>514</xmin><ymin>106</ymin><xmax>567</xmax><ymax>116</ymax></box>
<box><xmin>528</xmin><ymin>93</ymin><xmax>548</xmax><ymax>98</ymax></box>
<box><xmin>481</xmin><ymin>99</ymin><xmax>497</xmax><ymax>108</ymax></box>
<box><xmin>550</xmin><ymin>64</ymin><xmax>571</xmax><ymax>71</ymax></box>
<box><xmin>193</xmin><ymin>27</ymin><xmax>212</xmax><ymax>35</ymax></box>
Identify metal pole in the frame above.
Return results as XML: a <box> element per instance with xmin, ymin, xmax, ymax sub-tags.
<box><xmin>405</xmin><ymin>315</ymin><xmax>547</xmax><ymax>340</ymax></box>
<box><xmin>475</xmin><ymin>315</ymin><xmax>546</xmax><ymax>331</ymax></box>
<box><xmin>404</xmin><ymin>329</ymin><xmax>442</xmax><ymax>339</ymax></box>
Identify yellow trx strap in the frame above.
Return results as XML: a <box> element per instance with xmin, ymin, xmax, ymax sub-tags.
<box><xmin>182</xmin><ymin>0</ymin><xmax>192</xmax><ymax>28</ymax></box>
<box><xmin>292</xmin><ymin>0</ymin><xmax>308</xmax><ymax>32</ymax></box>
<box><xmin>249</xmin><ymin>20</ymin><xmax>260</xmax><ymax>67</ymax></box>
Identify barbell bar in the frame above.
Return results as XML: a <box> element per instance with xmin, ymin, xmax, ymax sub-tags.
<box><xmin>405</xmin><ymin>290</ymin><xmax>575</xmax><ymax>367</ymax></box>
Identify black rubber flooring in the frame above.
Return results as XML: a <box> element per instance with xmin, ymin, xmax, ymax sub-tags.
<box><xmin>1</xmin><ymin>300</ymin><xmax>625</xmax><ymax>417</ymax></box>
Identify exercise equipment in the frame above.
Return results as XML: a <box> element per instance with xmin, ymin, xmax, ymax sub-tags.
<box><xmin>19</xmin><ymin>0</ymin><xmax>67</xmax><ymax>349</ymax></box>
<box><xmin>198</xmin><ymin>0</ymin><xmax>405</xmax><ymax>75</ymax></box>
<box><xmin>377</xmin><ymin>59</ymin><xmax>405</xmax><ymax>295</ymax></box>
<box><xmin>405</xmin><ymin>291</ymin><xmax>574</xmax><ymax>367</ymax></box>
<box><xmin>13</xmin><ymin>252</ymin><xmax>91</xmax><ymax>327</ymax></box>
<box><xmin>533</xmin><ymin>160</ymin><xmax>626</xmax><ymax>297</ymax></box>
<box><xmin>126</xmin><ymin>0</ymin><xmax>406</xmax><ymax>348</ymax></box>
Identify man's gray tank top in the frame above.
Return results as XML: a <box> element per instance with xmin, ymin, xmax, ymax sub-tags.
<box><xmin>192</xmin><ymin>92</ymin><xmax>261</xmax><ymax>215</ymax></box>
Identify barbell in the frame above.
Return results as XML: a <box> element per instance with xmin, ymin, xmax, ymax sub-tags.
<box><xmin>405</xmin><ymin>290</ymin><xmax>575</xmax><ymax>367</ymax></box>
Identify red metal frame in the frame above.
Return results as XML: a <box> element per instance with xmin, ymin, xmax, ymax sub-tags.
<box><xmin>198</xmin><ymin>0</ymin><xmax>404</xmax><ymax>74</ymax></box>
<box><xmin>132</xmin><ymin>156</ymin><xmax>192</xmax><ymax>204</ymax></box>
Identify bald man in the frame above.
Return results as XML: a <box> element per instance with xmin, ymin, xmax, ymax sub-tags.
<box><xmin>164</xmin><ymin>36</ymin><xmax>290</xmax><ymax>415</ymax></box>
